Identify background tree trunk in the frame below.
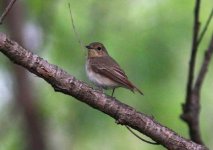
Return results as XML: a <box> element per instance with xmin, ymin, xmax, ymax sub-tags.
<box><xmin>3</xmin><ymin>0</ymin><xmax>46</xmax><ymax>149</ymax></box>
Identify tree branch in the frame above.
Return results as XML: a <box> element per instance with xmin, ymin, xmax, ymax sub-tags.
<box><xmin>181</xmin><ymin>33</ymin><xmax>213</xmax><ymax>145</ymax></box>
<box><xmin>197</xmin><ymin>9</ymin><xmax>213</xmax><ymax>45</ymax></box>
<box><xmin>181</xmin><ymin>0</ymin><xmax>206</xmax><ymax>144</ymax></box>
<box><xmin>0</xmin><ymin>0</ymin><xmax>17</xmax><ymax>24</ymax></box>
<box><xmin>181</xmin><ymin>0</ymin><xmax>213</xmax><ymax>144</ymax></box>
<box><xmin>0</xmin><ymin>33</ymin><xmax>208</xmax><ymax>150</ymax></box>
<box><xmin>195</xmin><ymin>34</ymin><xmax>213</xmax><ymax>90</ymax></box>
<box><xmin>185</xmin><ymin>0</ymin><xmax>200</xmax><ymax>103</ymax></box>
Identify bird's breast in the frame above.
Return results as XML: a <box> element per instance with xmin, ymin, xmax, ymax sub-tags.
<box><xmin>85</xmin><ymin>60</ymin><xmax>119</xmax><ymax>89</ymax></box>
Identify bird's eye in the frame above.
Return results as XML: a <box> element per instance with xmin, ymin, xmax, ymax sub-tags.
<box><xmin>97</xmin><ymin>47</ymin><xmax>102</xmax><ymax>50</ymax></box>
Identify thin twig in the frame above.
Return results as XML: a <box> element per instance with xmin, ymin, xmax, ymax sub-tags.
<box><xmin>185</xmin><ymin>0</ymin><xmax>201</xmax><ymax>103</ymax></box>
<box><xmin>197</xmin><ymin>8</ymin><xmax>213</xmax><ymax>45</ymax></box>
<box><xmin>67</xmin><ymin>2</ymin><xmax>85</xmax><ymax>52</ymax></box>
<box><xmin>195</xmin><ymin>34</ymin><xmax>213</xmax><ymax>91</ymax></box>
<box><xmin>0</xmin><ymin>0</ymin><xmax>17</xmax><ymax>24</ymax></box>
<box><xmin>125</xmin><ymin>126</ymin><xmax>159</xmax><ymax>145</ymax></box>
<box><xmin>181</xmin><ymin>0</ymin><xmax>205</xmax><ymax>145</ymax></box>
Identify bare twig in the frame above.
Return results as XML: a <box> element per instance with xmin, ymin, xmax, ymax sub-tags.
<box><xmin>185</xmin><ymin>0</ymin><xmax>201</xmax><ymax>104</ymax></box>
<box><xmin>181</xmin><ymin>0</ymin><xmax>203</xmax><ymax>144</ymax></box>
<box><xmin>195</xmin><ymin>34</ymin><xmax>213</xmax><ymax>91</ymax></box>
<box><xmin>125</xmin><ymin>126</ymin><xmax>159</xmax><ymax>145</ymax></box>
<box><xmin>0</xmin><ymin>0</ymin><xmax>17</xmax><ymax>24</ymax></box>
<box><xmin>197</xmin><ymin>9</ymin><xmax>213</xmax><ymax>45</ymax></box>
<box><xmin>182</xmin><ymin>34</ymin><xmax>213</xmax><ymax>146</ymax></box>
<box><xmin>67</xmin><ymin>3</ymin><xmax>85</xmax><ymax>52</ymax></box>
<box><xmin>181</xmin><ymin>0</ymin><xmax>213</xmax><ymax>145</ymax></box>
<box><xmin>0</xmin><ymin>33</ymin><xmax>208</xmax><ymax>150</ymax></box>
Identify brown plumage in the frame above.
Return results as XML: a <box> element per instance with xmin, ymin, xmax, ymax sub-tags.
<box><xmin>85</xmin><ymin>42</ymin><xmax>143</xmax><ymax>95</ymax></box>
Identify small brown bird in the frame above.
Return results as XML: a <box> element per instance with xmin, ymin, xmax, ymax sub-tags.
<box><xmin>85</xmin><ymin>42</ymin><xmax>143</xmax><ymax>96</ymax></box>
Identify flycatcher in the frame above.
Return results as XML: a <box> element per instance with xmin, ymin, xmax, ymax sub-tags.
<box><xmin>84</xmin><ymin>42</ymin><xmax>159</xmax><ymax>145</ymax></box>
<box><xmin>85</xmin><ymin>42</ymin><xmax>143</xmax><ymax>96</ymax></box>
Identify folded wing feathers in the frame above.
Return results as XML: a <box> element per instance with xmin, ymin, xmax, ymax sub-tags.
<box><xmin>90</xmin><ymin>57</ymin><xmax>143</xmax><ymax>95</ymax></box>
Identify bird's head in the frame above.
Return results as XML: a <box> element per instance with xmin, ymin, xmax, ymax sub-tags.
<box><xmin>85</xmin><ymin>42</ymin><xmax>108</xmax><ymax>58</ymax></box>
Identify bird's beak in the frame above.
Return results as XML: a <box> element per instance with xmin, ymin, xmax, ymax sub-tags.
<box><xmin>85</xmin><ymin>45</ymin><xmax>92</xmax><ymax>49</ymax></box>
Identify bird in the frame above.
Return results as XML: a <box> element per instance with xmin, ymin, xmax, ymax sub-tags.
<box><xmin>85</xmin><ymin>42</ymin><xmax>143</xmax><ymax>96</ymax></box>
<box><xmin>84</xmin><ymin>43</ymin><xmax>159</xmax><ymax>145</ymax></box>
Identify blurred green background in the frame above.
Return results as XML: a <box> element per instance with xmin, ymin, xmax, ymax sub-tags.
<box><xmin>0</xmin><ymin>0</ymin><xmax>212</xmax><ymax>150</ymax></box>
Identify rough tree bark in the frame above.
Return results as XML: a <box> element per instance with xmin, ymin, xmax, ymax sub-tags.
<box><xmin>0</xmin><ymin>33</ymin><xmax>208</xmax><ymax>150</ymax></box>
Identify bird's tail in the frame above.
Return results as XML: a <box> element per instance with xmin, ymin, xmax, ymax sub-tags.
<box><xmin>134</xmin><ymin>86</ymin><xmax>144</xmax><ymax>95</ymax></box>
<box><xmin>124</xmin><ymin>79</ymin><xmax>144</xmax><ymax>95</ymax></box>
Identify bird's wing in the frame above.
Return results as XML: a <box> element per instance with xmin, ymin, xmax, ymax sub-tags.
<box><xmin>90</xmin><ymin>57</ymin><xmax>135</xmax><ymax>90</ymax></box>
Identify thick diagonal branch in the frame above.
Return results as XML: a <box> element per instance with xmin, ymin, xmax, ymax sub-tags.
<box><xmin>0</xmin><ymin>33</ymin><xmax>207</xmax><ymax>150</ymax></box>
